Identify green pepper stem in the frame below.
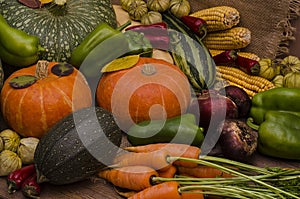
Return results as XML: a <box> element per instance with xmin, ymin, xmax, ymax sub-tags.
<box><xmin>116</xmin><ymin>20</ymin><xmax>131</xmax><ymax>32</ymax></box>
<box><xmin>246</xmin><ymin>117</ymin><xmax>260</xmax><ymax>130</ymax></box>
<box><xmin>38</xmin><ymin>45</ymin><xmax>46</xmax><ymax>53</ymax></box>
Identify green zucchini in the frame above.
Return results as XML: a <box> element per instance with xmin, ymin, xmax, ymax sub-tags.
<box><xmin>34</xmin><ymin>106</ymin><xmax>123</xmax><ymax>185</ymax></box>
<box><xmin>162</xmin><ymin>11</ymin><xmax>216</xmax><ymax>93</ymax></box>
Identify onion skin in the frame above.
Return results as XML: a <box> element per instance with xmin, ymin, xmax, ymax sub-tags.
<box><xmin>218</xmin><ymin>119</ymin><xmax>258</xmax><ymax>162</ymax></box>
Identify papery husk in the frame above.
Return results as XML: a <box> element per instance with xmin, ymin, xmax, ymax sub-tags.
<box><xmin>147</xmin><ymin>0</ymin><xmax>170</xmax><ymax>12</ymax></box>
<box><xmin>0</xmin><ymin>129</ymin><xmax>21</xmax><ymax>152</ymax></box>
<box><xmin>169</xmin><ymin>0</ymin><xmax>191</xmax><ymax>18</ymax></box>
<box><xmin>258</xmin><ymin>58</ymin><xmax>280</xmax><ymax>80</ymax></box>
<box><xmin>17</xmin><ymin>137</ymin><xmax>40</xmax><ymax>165</ymax></box>
<box><xmin>280</xmin><ymin>55</ymin><xmax>300</xmax><ymax>76</ymax></box>
<box><xmin>128</xmin><ymin>0</ymin><xmax>148</xmax><ymax>21</ymax></box>
<box><xmin>0</xmin><ymin>137</ymin><xmax>4</xmax><ymax>152</ymax></box>
<box><xmin>141</xmin><ymin>11</ymin><xmax>162</xmax><ymax>25</ymax></box>
<box><xmin>272</xmin><ymin>75</ymin><xmax>284</xmax><ymax>87</ymax></box>
<box><xmin>283</xmin><ymin>71</ymin><xmax>300</xmax><ymax>88</ymax></box>
<box><xmin>0</xmin><ymin>150</ymin><xmax>22</xmax><ymax>176</ymax></box>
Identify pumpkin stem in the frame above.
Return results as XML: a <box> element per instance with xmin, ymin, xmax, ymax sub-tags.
<box><xmin>35</xmin><ymin>60</ymin><xmax>49</xmax><ymax>79</ymax></box>
<box><xmin>47</xmin><ymin>0</ymin><xmax>68</xmax><ymax>16</ymax></box>
<box><xmin>141</xmin><ymin>64</ymin><xmax>157</xmax><ymax>76</ymax></box>
<box><xmin>54</xmin><ymin>0</ymin><xmax>67</xmax><ymax>6</ymax></box>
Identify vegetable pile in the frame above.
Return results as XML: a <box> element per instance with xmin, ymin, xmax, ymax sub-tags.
<box><xmin>0</xmin><ymin>0</ymin><xmax>299</xmax><ymax>198</ymax></box>
<box><xmin>98</xmin><ymin>143</ymin><xmax>300</xmax><ymax>199</ymax></box>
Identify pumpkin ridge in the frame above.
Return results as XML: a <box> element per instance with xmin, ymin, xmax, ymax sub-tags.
<box><xmin>38</xmin><ymin>86</ymin><xmax>48</xmax><ymax>134</ymax></box>
<box><xmin>17</xmin><ymin>89</ymin><xmax>28</xmax><ymax>135</ymax></box>
<box><xmin>50</xmin><ymin>81</ymin><xmax>73</xmax><ymax>108</ymax></box>
<box><xmin>0</xmin><ymin>87</ymin><xmax>12</xmax><ymax>119</ymax></box>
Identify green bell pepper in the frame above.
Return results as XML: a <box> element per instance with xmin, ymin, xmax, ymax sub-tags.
<box><xmin>249</xmin><ymin>87</ymin><xmax>300</xmax><ymax>125</ymax></box>
<box><xmin>127</xmin><ymin>113</ymin><xmax>204</xmax><ymax>147</ymax></box>
<box><xmin>0</xmin><ymin>14</ymin><xmax>44</xmax><ymax>67</ymax></box>
<box><xmin>69</xmin><ymin>20</ymin><xmax>131</xmax><ymax>68</ymax></box>
<box><xmin>247</xmin><ymin>111</ymin><xmax>300</xmax><ymax>160</ymax></box>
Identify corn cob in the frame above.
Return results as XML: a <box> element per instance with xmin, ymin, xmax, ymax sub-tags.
<box><xmin>216</xmin><ymin>66</ymin><xmax>275</xmax><ymax>98</ymax></box>
<box><xmin>208</xmin><ymin>49</ymin><xmax>225</xmax><ymax>57</ymax></box>
<box><xmin>237</xmin><ymin>51</ymin><xmax>260</xmax><ymax>61</ymax></box>
<box><xmin>190</xmin><ymin>6</ymin><xmax>240</xmax><ymax>32</ymax></box>
<box><xmin>203</xmin><ymin>27</ymin><xmax>251</xmax><ymax>50</ymax></box>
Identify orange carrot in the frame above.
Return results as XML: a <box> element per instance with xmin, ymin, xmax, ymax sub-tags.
<box><xmin>124</xmin><ymin>143</ymin><xmax>201</xmax><ymax>168</ymax></box>
<box><xmin>113</xmin><ymin>150</ymin><xmax>172</xmax><ymax>171</ymax></box>
<box><xmin>128</xmin><ymin>181</ymin><xmax>181</xmax><ymax>199</ymax></box>
<box><xmin>98</xmin><ymin>166</ymin><xmax>158</xmax><ymax>191</ymax></box>
<box><xmin>157</xmin><ymin>165</ymin><xmax>177</xmax><ymax>178</ymax></box>
<box><xmin>177</xmin><ymin>165</ymin><xmax>234</xmax><ymax>178</ymax></box>
<box><xmin>181</xmin><ymin>190</ymin><xmax>205</xmax><ymax>199</ymax></box>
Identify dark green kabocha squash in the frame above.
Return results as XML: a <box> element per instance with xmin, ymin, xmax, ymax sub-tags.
<box><xmin>34</xmin><ymin>106</ymin><xmax>123</xmax><ymax>185</ymax></box>
<box><xmin>0</xmin><ymin>0</ymin><xmax>117</xmax><ymax>62</ymax></box>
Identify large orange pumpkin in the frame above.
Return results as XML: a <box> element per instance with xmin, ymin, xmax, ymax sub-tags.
<box><xmin>0</xmin><ymin>61</ymin><xmax>92</xmax><ymax>138</ymax></box>
<box><xmin>96</xmin><ymin>57</ymin><xmax>191</xmax><ymax>131</ymax></box>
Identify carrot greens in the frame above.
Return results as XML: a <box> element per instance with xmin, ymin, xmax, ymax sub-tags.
<box><xmin>154</xmin><ymin>155</ymin><xmax>300</xmax><ymax>198</ymax></box>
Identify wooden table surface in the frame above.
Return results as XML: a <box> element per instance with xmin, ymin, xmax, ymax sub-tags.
<box><xmin>0</xmin><ymin>150</ymin><xmax>299</xmax><ymax>199</ymax></box>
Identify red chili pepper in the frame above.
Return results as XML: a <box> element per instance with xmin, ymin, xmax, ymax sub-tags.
<box><xmin>125</xmin><ymin>22</ymin><xmax>170</xmax><ymax>50</ymax></box>
<box><xmin>7</xmin><ymin>164</ymin><xmax>36</xmax><ymax>194</ymax></box>
<box><xmin>181</xmin><ymin>15</ymin><xmax>207</xmax><ymax>39</ymax></box>
<box><xmin>235</xmin><ymin>55</ymin><xmax>260</xmax><ymax>75</ymax></box>
<box><xmin>21</xmin><ymin>173</ymin><xmax>41</xmax><ymax>199</ymax></box>
<box><xmin>212</xmin><ymin>50</ymin><xmax>238</xmax><ymax>66</ymax></box>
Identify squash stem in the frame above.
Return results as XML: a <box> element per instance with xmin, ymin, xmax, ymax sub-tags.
<box><xmin>116</xmin><ymin>20</ymin><xmax>132</xmax><ymax>32</ymax></box>
<box><xmin>141</xmin><ymin>64</ymin><xmax>156</xmax><ymax>76</ymax></box>
<box><xmin>35</xmin><ymin>61</ymin><xmax>49</xmax><ymax>79</ymax></box>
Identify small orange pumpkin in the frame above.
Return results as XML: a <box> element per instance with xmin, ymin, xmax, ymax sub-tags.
<box><xmin>0</xmin><ymin>60</ymin><xmax>92</xmax><ymax>138</ymax></box>
<box><xmin>96</xmin><ymin>57</ymin><xmax>191</xmax><ymax>130</ymax></box>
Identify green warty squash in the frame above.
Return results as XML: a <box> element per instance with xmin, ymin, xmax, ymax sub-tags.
<box><xmin>34</xmin><ymin>106</ymin><xmax>123</xmax><ymax>185</ymax></box>
<box><xmin>0</xmin><ymin>0</ymin><xmax>117</xmax><ymax>62</ymax></box>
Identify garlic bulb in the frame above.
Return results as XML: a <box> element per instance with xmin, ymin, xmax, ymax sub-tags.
<box><xmin>147</xmin><ymin>0</ymin><xmax>170</xmax><ymax>12</ymax></box>
<box><xmin>128</xmin><ymin>0</ymin><xmax>148</xmax><ymax>21</ymax></box>
<box><xmin>0</xmin><ymin>129</ymin><xmax>21</xmax><ymax>152</ymax></box>
<box><xmin>283</xmin><ymin>72</ymin><xmax>300</xmax><ymax>88</ymax></box>
<box><xmin>258</xmin><ymin>58</ymin><xmax>280</xmax><ymax>80</ymax></box>
<box><xmin>169</xmin><ymin>0</ymin><xmax>191</xmax><ymax>18</ymax></box>
<box><xmin>0</xmin><ymin>150</ymin><xmax>22</xmax><ymax>176</ymax></box>
<box><xmin>17</xmin><ymin>137</ymin><xmax>40</xmax><ymax>164</ymax></box>
<box><xmin>120</xmin><ymin>0</ymin><xmax>135</xmax><ymax>11</ymax></box>
<box><xmin>280</xmin><ymin>55</ymin><xmax>300</xmax><ymax>76</ymax></box>
<box><xmin>272</xmin><ymin>75</ymin><xmax>284</xmax><ymax>87</ymax></box>
<box><xmin>0</xmin><ymin>137</ymin><xmax>3</xmax><ymax>152</ymax></box>
<box><xmin>141</xmin><ymin>11</ymin><xmax>162</xmax><ymax>25</ymax></box>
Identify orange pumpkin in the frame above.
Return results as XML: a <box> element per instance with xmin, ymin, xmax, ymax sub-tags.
<box><xmin>96</xmin><ymin>57</ymin><xmax>191</xmax><ymax>130</ymax></box>
<box><xmin>0</xmin><ymin>61</ymin><xmax>92</xmax><ymax>138</ymax></box>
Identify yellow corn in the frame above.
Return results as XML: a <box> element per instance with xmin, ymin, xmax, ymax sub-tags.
<box><xmin>203</xmin><ymin>27</ymin><xmax>251</xmax><ymax>50</ymax></box>
<box><xmin>237</xmin><ymin>51</ymin><xmax>260</xmax><ymax>61</ymax></box>
<box><xmin>216</xmin><ymin>66</ymin><xmax>275</xmax><ymax>98</ymax></box>
<box><xmin>208</xmin><ymin>49</ymin><xmax>225</xmax><ymax>57</ymax></box>
<box><xmin>190</xmin><ymin>6</ymin><xmax>240</xmax><ymax>32</ymax></box>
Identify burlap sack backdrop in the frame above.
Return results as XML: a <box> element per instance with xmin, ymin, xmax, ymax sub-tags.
<box><xmin>111</xmin><ymin>0</ymin><xmax>300</xmax><ymax>60</ymax></box>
